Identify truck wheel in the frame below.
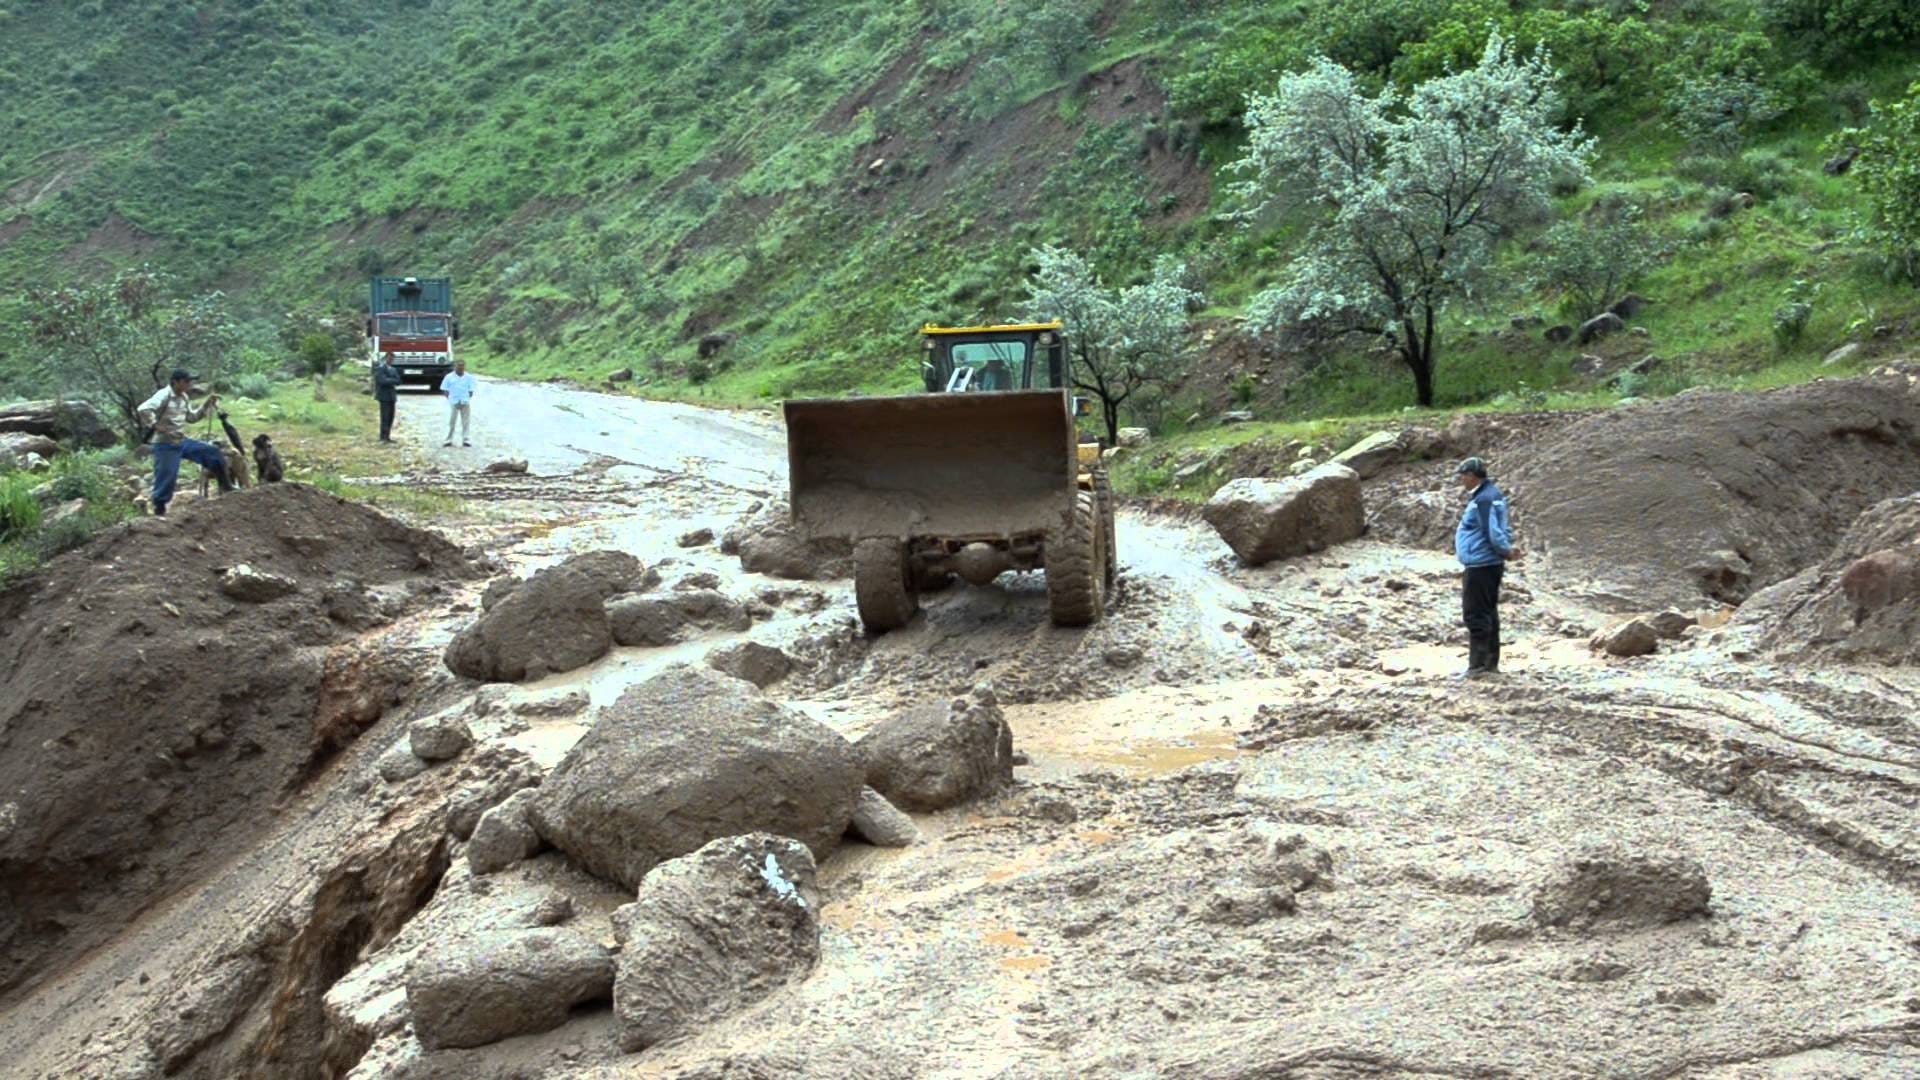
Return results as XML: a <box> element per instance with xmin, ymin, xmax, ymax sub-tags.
<box><xmin>1092</xmin><ymin>468</ymin><xmax>1117</xmax><ymax>591</ymax></box>
<box><xmin>1047</xmin><ymin>491</ymin><xmax>1105</xmax><ymax>627</ymax></box>
<box><xmin>854</xmin><ymin>538</ymin><xmax>918</xmax><ymax>633</ymax></box>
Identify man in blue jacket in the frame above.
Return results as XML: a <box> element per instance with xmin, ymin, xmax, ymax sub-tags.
<box><xmin>1454</xmin><ymin>456</ymin><xmax>1521</xmax><ymax>677</ymax></box>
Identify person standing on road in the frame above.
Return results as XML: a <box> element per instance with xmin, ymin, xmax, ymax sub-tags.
<box><xmin>1453</xmin><ymin>456</ymin><xmax>1520</xmax><ymax>678</ymax></box>
<box><xmin>440</xmin><ymin>359</ymin><xmax>476</xmax><ymax>447</ymax></box>
<box><xmin>374</xmin><ymin>352</ymin><xmax>402</xmax><ymax>443</ymax></box>
<box><xmin>137</xmin><ymin>369</ymin><xmax>231</xmax><ymax>517</ymax></box>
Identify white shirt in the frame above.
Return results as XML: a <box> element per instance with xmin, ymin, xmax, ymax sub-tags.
<box><xmin>137</xmin><ymin>386</ymin><xmax>209</xmax><ymax>444</ymax></box>
<box><xmin>442</xmin><ymin>372</ymin><xmax>476</xmax><ymax>405</ymax></box>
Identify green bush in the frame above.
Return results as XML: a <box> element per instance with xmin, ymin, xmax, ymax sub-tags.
<box><xmin>299</xmin><ymin>332</ymin><xmax>338</xmax><ymax>377</ymax></box>
<box><xmin>46</xmin><ymin>453</ymin><xmax>111</xmax><ymax>502</ymax></box>
<box><xmin>0</xmin><ymin>472</ymin><xmax>42</xmax><ymax>541</ymax></box>
<box><xmin>235</xmin><ymin>373</ymin><xmax>274</xmax><ymax>399</ymax></box>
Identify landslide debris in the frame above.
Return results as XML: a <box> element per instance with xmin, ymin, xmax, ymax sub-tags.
<box><xmin>1736</xmin><ymin>491</ymin><xmax>1920</xmax><ymax>663</ymax></box>
<box><xmin>1509</xmin><ymin>377</ymin><xmax>1920</xmax><ymax>609</ymax></box>
<box><xmin>0</xmin><ymin>483</ymin><xmax>478</xmax><ymax>998</ymax></box>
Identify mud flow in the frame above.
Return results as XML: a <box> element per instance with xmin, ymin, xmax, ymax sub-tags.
<box><xmin>3</xmin><ymin>376</ymin><xmax>1918</xmax><ymax>1078</ymax></box>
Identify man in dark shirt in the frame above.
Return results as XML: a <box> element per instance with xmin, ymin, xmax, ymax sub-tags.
<box><xmin>374</xmin><ymin>353</ymin><xmax>402</xmax><ymax>443</ymax></box>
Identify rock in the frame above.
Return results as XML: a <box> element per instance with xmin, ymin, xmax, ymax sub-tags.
<box><xmin>1329</xmin><ymin>430</ymin><xmax>1403</xmax><ymax>479</ymax></box>
<box><xmin>469</xmin><ymin>788</ymin><xmax>544</xmax><ymax>874</ymax></box>
<box><xmin>529</xmin><ymin>665</ymin><xmax>863</xmax><ymax>890</ymax></box>
<box><xmin>1590</xmin><ymin>617</ymin><xmax>1660</xmax><ymax>657</ymax></box>
<box><xmin>44</xmin><ymin>498</ymin><xmax>86</xmax><ymax>528</ymax></box>
<box><xmin>1102</xmin><ymin>645</ymin><xmax>1143</xmax><ymax>669</ymax></box>
<box><xmin>1646</xmin><ymin>610</ymin><xmax>1697</xmax><ymax>640</ymax></box>
<box><xmin>1823</xmin><ymin>145</ymin><xmax>1859</xmax><ymax>176</ymax></box>
<box><xmin>1627</xmin><ymin>354</ymin><xmax>1661</xmax><ymax>376</ymax></box>
<box><xmin>445</xmin><ymin>748</ymin><xmax>543</xmax><ymax>840</ymax></box>
<box><xmin>483</xmin><ymin>458</ymin><xmax>529</xmax><ymax>475</ymax></box>
<box><xmin>611</xmin><ymin>833</ymin><xmax>820</xmax><ymax>1051</ymax></box>
<box><xmin>1576</xmin><ymin>312</ymin><xmax>1626</xmax><ymax>345</ymax></box>
<box><xmin>19</xmin><ymin>452</ymin><xmax>49</xmax><ymax>473</ymax></box>
<box><xmin>479</xmin><ymin>575</ymin><xmax>519</xmax><ymax>612</ymax></box>
<box><xmin>1628</xmin><ymin>326</ymin><xmax>1651</xmax><ymax>339</ymax></box>
<box><xmin>218</xmin><ymin>564</ymin><xmax>298</xmax><ymax>603</ymax></box>
<box><xmin>409</xmin><ymin>712</ymin><xmax>473</xmax><ymax>762</ymax></box>
<box><xmin>1840</xmin><ymin>546</ymin><xmax>1920</xmax><ymax>612</ymax></box>
<box><xmin>0</xmin><ymin>432</ymin><xmax>59</xmax><ymax>469</ymax></box>
<box><xmin>1284</xmin><ymin>458</ymin><xmax>1317</xmax><ymax>477</ymax></box>
<box><xmin>1608</xmin><ymin>294</ymin><xmax>1649</xmax><ymax>320</ymax></box>
<box><xmin>608</xmin><ymin>589</ymin><xmax>750</xmax><ymax>647</ymax></box>
<box><xmin>1510</xmin><ymin>315</ymin><xmax>1544</xmax><ymax>330</ymax></box>
<box><xmin>0</xmin><ymin>399</ymin><xmax>117</xmax><ymax>448</ymax></box>
<box><xmin>1530</xmin><ymin>846</ymin><xmax>1711</xmax><ymax>931</ymax></box>
<box><xmin>676</xmin><ymin>526</ymin><xmax>715</xmax><ymax>548</ymax></box>
<box><xmin>608</xmin><ymin>367</ymin><xmax>634</xmax><ymax>383</ymax></box>
<box><xmin>1201</xmin><ymin>464</ymin><xmax>1365</xmax><ymax>567</ymax></box>
<box><xmin>556</xmin><ymin>550</ymin><xmax>648</xmax><ymax>599</ymax></box>
<box><xmin>1172</xmin><ymin>460</ymin><xmax>1210</xmax><ymax>483</ymax></box>
<box><xmin>856</xmin><ymin>688</ymin><xmax>1014</xmax><ymax>812</ymax></box>
<box><xmin>673</xmin><ymin>571</ymin><xmax>723</xmax><ymax>591</ymax></box>
<box><xmin>376</xmin><ymin>741</ymin><xmax>427</xmax><ymax>784</ymax></box>
<box><xmin>510</xmin><ymin>689</ymin><xmax>590</xmax><ymax>717</ymax></box>
<box><xmin>1823</xmin><ymin>342</ymin><xmax>1862</xmax><ymax>367</ymax></box>
<box><xmin>1544</xmin><ymin>324</ymin><xmax>1573</xmax><ymax>344</ymax></box>
<box><xmin>706</xmin><ymin>640</ymin><xmax>793</xmax><ymax>688</ymax></box>
<box><xmin>405</xmin><ymin>928</ymin><xmax>613</xmax><ymax>1050</ymax></box>
<box><xmin>848</xmin><ymin>786</ymin><xmax>920</xmax><ymax>847</ymax></box>
<box><xmin>1572</xmin><ymin>354</ymin><xmax>1606</xmax><ymax>377</ymax></box>
<box><xmin>444</xmin><ymin>561</ymin><xmax>612</xmax><ymax>682</ymax></box>
<box><xmin>1116</xmin><ymin>426</ymin><xmax>1151</xmax><ymax>448</ymax></box>
<box><xmin>726</xmin><ymin>498</ymin><xmax>853</xmax><ymax>581</ymax></box>
<box><xmin>1220</xmin><ymin>410</ymin><xmax>1255</xmax><ymax>424</ymax></box>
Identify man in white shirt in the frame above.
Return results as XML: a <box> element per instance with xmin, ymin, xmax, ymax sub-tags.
<box><xmin>137</xmin><ymin>368</ymin><xmax>230</xmax><ymax>516</ymax></box>
<box><xmin>441</xmin><ymin>360</ymin><xmax>477</xmax><ymax>447</ymax></box>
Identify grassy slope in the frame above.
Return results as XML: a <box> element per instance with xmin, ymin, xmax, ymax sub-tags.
<box><xmin>0</xmin><ymin>1</ymin><xmax>1915</xmax><ymax>431</ymax></box>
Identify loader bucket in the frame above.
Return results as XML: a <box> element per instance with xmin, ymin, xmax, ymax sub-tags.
<box><xmin>785</xmin><ymin>389</ymin><xmax>1078</xmax><ymax>541</ymax></box>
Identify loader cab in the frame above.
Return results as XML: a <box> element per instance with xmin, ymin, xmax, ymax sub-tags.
<box><xmin>920</xmin><ymin>323</ymin><xmax>1066</xmax><ymax>394</ymax></box>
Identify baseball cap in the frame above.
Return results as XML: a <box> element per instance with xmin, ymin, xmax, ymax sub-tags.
<box><xmin>1454</xmin><ymin>456</ymin><xmax>1488</xmax><ymax>478</ymax></box>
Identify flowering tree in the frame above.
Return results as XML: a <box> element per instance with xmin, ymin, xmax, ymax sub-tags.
<box><xmin>1233</xmin><ymin>35</ymin><xmax>1594</xmax><ymax>406</ymax></box>
<box><xmin>1024</xmin><ymin>247</ymin><xmax>1200</xmax><ymax>446</ymax></box>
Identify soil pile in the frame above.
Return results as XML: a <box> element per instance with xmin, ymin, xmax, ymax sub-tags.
<box><xmin>1507</xmin><ymin>377</ymin><xmax>1920</xmax><ymax>609</ymax></box>
<box><xmin>0</xmin><ymin>483</ymin><xmax>479</xmax><ymax>998</ymax></box>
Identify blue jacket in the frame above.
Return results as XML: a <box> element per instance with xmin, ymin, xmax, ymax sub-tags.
<box><xmin>1455</xmin><ymin>480</ymin><xmax>1513</xmax><ymax>568</ymax></box>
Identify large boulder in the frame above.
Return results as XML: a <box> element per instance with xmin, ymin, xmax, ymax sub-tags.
<box><xmin>0</xmin><ymin>399</ymin><xmax>117</xmax><ymax>448</ymax></box>
<box><xmin>528</xmin><ymin>665</ymin><xmax>863</xmax><ymax>890</ymax></box>
<box><xmin>444</xmin><ymin>561</ymin><xmax>612</xmax><ymax>682</ymax></box>
<box><xmin>723</xmin><ymin>498</ymin><xmax>852</xmax><ymax>581</ymax></box>
<box><xmin>405</xmin><ymin>929</ymin><xmax>613</xmax><ymax>1049</ymax></box>
<box><xmin>856</xmin><ymin>688</ymin><xmax>1014</xmax><ymax>812</ymax></box>
<box><xmin>612</xmin><ymin>833</ymin><xmax>821</xmax><ymax>1051</ymax></box>
<box><xmin>1202</xmin><ymin>464</ymin><xmax>1365</xmax><ymax>566</ymax></box>
<box><xmin>0</xmin><ymin>432</ymin><xmax>60</xmax><ymax>468</ymax></box>
<box><xmin>1575</xmin><ymin>311</ymin><xmax>1625</xmax><ymax>344</ymax></box>
<box><xmin>1330</xmin><ymin>430</ymin><xmax>1409</xmax><ymax>479</ymax></box>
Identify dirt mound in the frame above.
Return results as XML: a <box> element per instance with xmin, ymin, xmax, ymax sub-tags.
<box><xmin>1735</xmin><ymin>492</ymin><xmax>1920</xmax><ymax>663</ymax></box>
<box><xmin>0</xmin><ymin>483</ymin><xmax>479</xmax><ymax>998</ymax></box>
<box><xmin>1508</xmin><ymin>378</ymin><xmax>1920</xmax><ymax>610</ymax></box>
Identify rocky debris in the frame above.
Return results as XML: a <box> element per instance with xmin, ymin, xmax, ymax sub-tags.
<box><xmin>409</xmin><ymin>711</ymin><xmax>473</xmax><ymax>762</ymax></box>
<box><xmin>377</xmin><ymin>740</ymin><xmax>429</xmax><ymax>783</ymax></box>
<box><xmin>1117</xmin><ymin>426</ymin><xmax>1151</xmax><ymax>448</ymax></box>
<box><xmin>1736</xmin><ymin>493</ymin><xmax>1920</xmax><ymax>663</ymax></box>
<box><xmin>1365</xmin><ymin>490</ymin><xmax>1455</xmax><ymax>551</ymax></box>
<box><xmin>611</xmin><ymin>833</ymin><xmax>821</xmax><ymax>1051</ymax></box>
<box><xmin>857</xmin><ymin>688</ymin><xmax>1014</xmax><ymax>812</ymax></box>
<box><xmin>1576</xmin><ymin>312</ymin><xmax>1625</xmax><ymax>345</ymax></box>
<box><xmin>529</xmin><ymin>665</ymin><xmax>863</xmax><ymax>890</ymax></box>
<box><xmin>706</xmin><ymin>639</ymin><xmax>793</xmax><ymax>687</ymax></box>
<box><xmin>607</xmin><ymin>589</ymin><xmax>750</xmax><ymax>647</ymax></box>
<box><xmin>1590</xmin><ymin>617</ymin><xmax>1660</xmax><ymax>657</ymax></box>
<box><xmin>469</xmin><ymin>789</ymin><xmax>545</xmax><ymax>874</ymax></box>
<box><xmin>483</xmin><ymin>458</ymin><xmax>529</xmax><ymax>475</ymax></box>
<box><xmin>0</xmin><ymin>399</ymin><xmax>117</xmax><ymax>448</ymax></box>
<box><xmin>445</xmin><ymin>748</ymin><xmax>543</xmax><ymax>841</ymax></box>
<box><xmin>676</xmin><ymin>526</ymin><xmax>715</xmax><ymax>548</ymax></box>
<box><xmin>0</xmin><ymin>485</ymin><xmax>476</xmax><ymax>995</ymax></box>
<box><xmin>848</xmin><ymin>786</ymin><xmax>921</xmax><ymax>847</ymax></box>
<box><xmin>723</xmin><ymin>497</ymin><xmax>852</xmax><ymax>580</ymax></box>
<box><xmin>218</xmin><ymin>564</ymin><xmax>298</xmax><ymax>602</ymax></box>
<box><xmin>444</xmin><ymin>560</ymin><xmax>612</xmax><ymax>682</ymax></box>
<box><xmin>1508</xmin><ymin>379</ymin><xmax>1920</xmax><ymax>609</ymax></box>
<box><xmin>1530</xmin><ymin>846</ymin><xmax>1711</xmax><ymax>931</ymax></box>
<box><xmin>405</xmin><ymin>928</ymin><xmax>613</xmax><ymax>1050</ymax></box>
<box><xmin>1202</xmin><ymin>464</ymin><xmax>1365</xmax><ymax>566</ymax></box>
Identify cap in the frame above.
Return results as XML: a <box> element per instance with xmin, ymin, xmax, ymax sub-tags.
<box><xmin>1454</xmin><ymin>456</ymin><xmax>1488</xmax><ymax>478</ymax></box>
<box><xmin>170</xmin><ymin>368</ymin><xmax>196</xmax><ymax>383</ymax></box>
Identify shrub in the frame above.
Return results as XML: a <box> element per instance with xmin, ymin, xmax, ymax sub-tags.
<box><xmin>1772</xmin><ymin>280</ymin><xmax>1818</xmax><ymax>347</ymax></box>
<box><xmin>299</xmin><ymin>332</ymin><xmax>338</xmax><ymax>377</ymax></box>
<box><xmin>686</xmin><ymin>356</ymin><xmax>714</xmax><ymax>385</ymax></box>
<box><xmin>1666</xmin><ymin>74</ymin><xmax>1789</xmax><ymax>154</ymax></box>
<box><xmin>1</xmin><ymin>472</ymin><xmax>43</xmax><ymax>541</ymax></box>
<box><xmin>235</xmin><ymin>373</ymin><xmax>274</xmax><ymax>400</ymax></box>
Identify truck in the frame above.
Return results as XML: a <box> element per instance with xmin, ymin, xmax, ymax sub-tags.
<box><xmin>783</xmin><ymin>321</ymin><xmax>1115</xmax><ymax>633</ymax></box>
<box><xmin>366</xmin><ymin>276</ymin><xmax>459</xmax><ymax>389</ymax></box>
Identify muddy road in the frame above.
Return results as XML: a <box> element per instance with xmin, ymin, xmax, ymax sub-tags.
<box><xmin>5</xmin><ymin>380</ymin><xmax>1919</xmax><ymax>1078</ymax></box>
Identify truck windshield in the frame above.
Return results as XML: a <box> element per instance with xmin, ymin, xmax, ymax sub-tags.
<box><xmin>376</xmin><ymin>315</ymin><xmax>448</xmax><ymax>337</ymax></box>
<box><xmin>413</xmin><ymin>317</ymin><xmax>448</xmax><ymax>336</ymax></box>
<box><xmin>949</xmin><ymin>341</ymin><xmax>1029</xmax><ymax>391</ymax></box>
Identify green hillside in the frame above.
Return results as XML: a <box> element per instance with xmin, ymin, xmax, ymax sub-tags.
<box><xmin>1</xmin><ymin>0</ymin><xmax>1916</xmax><ymax>422</ymax></box>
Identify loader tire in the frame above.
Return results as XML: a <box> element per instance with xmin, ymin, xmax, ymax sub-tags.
<box><xmin>854</xmin><ymin>537</ymin><xmax>918</xmax><ymax>633</ymax></box>
<box><xmin>1092</xmin><ymin>467</ymin><xmax>1117</xmax><ymax>591</ymax></box>
<box><xmin>1047</xmin><ymin>490</ymin><xmax>1105</xmax><ymax>627</ymax></box>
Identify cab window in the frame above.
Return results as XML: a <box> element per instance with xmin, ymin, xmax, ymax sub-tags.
<box><xmin>948</xmin><ymin>341</ymin><xmax>1029</xmax><ymax>391</ymax></box>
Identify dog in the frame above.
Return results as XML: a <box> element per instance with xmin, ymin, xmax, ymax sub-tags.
<box><xmin>252</xmin><ymin>433</ymin><xmax>285</xmax><ymax>483</ymax></box>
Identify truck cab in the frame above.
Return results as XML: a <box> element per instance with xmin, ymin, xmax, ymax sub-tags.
<box><xmin>367</xmin><ymin>276</ymin><xmax>458</xmax><ymax>388</ymax></box>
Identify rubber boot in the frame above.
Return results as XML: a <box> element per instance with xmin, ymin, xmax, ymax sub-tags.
<box><xmin>216</xmin><ymin>465</ymin><xmax>236</xmax><ymax>493</ymax></box>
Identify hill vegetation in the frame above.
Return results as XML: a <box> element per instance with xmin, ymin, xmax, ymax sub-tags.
<box><xmin>0</xmin><ymin>0</ymin><xmax>1916</xmax><ymax>434</ymax></box>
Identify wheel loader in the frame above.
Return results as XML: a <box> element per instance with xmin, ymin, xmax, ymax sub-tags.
<box><xmin>783</xmin><ymin>322</ymin><xmax>1116</xmax><ymax>633</ymax></box>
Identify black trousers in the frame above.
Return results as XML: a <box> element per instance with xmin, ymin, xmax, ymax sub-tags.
<box><xmin>1463</xmin><ymin>563</ymin><xmax>1504</xmax><ymax>671</ymax></box>
<box><xmin>378</xmin><ymin>398</ymin><xmax>396</xmax><ymax>441</ymax></box>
